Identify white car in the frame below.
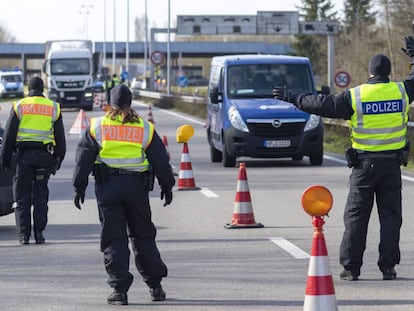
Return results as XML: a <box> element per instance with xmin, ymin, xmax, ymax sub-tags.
<box><xmin>130</xmin><ymin>78</ymin><xmax>147</xmax><ymax>98</ymax></box>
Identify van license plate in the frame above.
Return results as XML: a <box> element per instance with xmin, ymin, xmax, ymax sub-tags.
<box><xmin>264</xmin><ymin>140</ymin><xmax>291</xmax><ymax>148</ymax></box>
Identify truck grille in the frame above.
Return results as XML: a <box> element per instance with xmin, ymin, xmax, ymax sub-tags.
<box><xmin>56</xmin><ymin>80</ymin><xmax>85</xmax><ymax>88</ymax></box>
<box><xmin>247</xmin><ymin>121</ymin><xmax>305</xmax><ymax>138</ymax></box>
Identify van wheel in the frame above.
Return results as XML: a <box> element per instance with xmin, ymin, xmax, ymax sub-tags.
<box><xmin>222</xmin><ymin>142</ymin><xmax>236</xmax><ymax>167</ymax></box>
<box><xmin>210</xmin><ymin>144</ymin><xmax>222</xmax><ymax>162</ymax></box>
<box><xmin>309</xmin><ymin>148</ymin><xmax>323</xmax><ymax>166</ymax></box>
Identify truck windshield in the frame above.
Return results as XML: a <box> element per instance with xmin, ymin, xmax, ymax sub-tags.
<box><xmin>51</xmin><ymin>59</ymin><xmax>90</xmax><ymax>75</ymax></box>
<box><xmin>227</xmin><ymin>64</ymin><xmax>314</xmax><ymax>98</ymax></box>
<box><xmin>1</xmin><ymin>75</ymin><xmax>22</xmax><ymax>83</ymax></box>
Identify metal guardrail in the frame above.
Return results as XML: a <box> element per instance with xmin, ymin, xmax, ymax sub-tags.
<box><xmin>135</xmin><ymin>90</ymin><xmax>205</xmax><ymax>103</ymax></box>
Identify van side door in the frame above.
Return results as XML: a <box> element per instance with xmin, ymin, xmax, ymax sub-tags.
<box><xmin>207</xmin><ymin>65</ymin><xmax>224</xmax><ymax>150</ymax></box>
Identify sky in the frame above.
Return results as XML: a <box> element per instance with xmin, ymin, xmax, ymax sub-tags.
<box><xmin>1</xmin><ymin>0</ymin><xmax>345</xmax><ymax>43</ymax></box>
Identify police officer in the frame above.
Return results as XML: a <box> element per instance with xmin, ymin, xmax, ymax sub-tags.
<box><xmin>72</xmin><ymin>84</ymin><xmax>175</xmax><ymax>305</ymax></box>
<box><xmin>273</xmin><ymin>37</ymin><xmax>414</xmax><ymax>281</ymax></box>
<box><xmin>103</xmin><ymin>74</ymin><xmax>120</xmax><ymax>104</ymax></box>
<box><xmin>0</xmin><ymin>76</ymin><xmax>66</xmax><ymax>245</ymax></box>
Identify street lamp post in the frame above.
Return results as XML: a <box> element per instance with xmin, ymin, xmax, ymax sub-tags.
<box><xmin>79</xmin><ymin>4</ymin><xmax>93</xmax><ymax>40</ymax></box>
<box><xmin>144</xmin><ymin>0</ymin><xmax>148</xmax><ymax>87</ymax></box>
<box><xmin>167</xmin><ymin>0</ymin><xmax>171</xmax><ymax>95</ymax></box>
<box><xmin>112</xmin><ymin>0</ymin><xmax>116</xmax><ymax>74</ymax></box>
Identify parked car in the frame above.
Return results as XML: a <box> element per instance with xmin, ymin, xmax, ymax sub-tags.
<box><xmin>0</xmin><ymin>126</ymin><xmax>15</xmax><ymax>217</ymax></box>
<box><xmin>130</xmin><ymin>77</ymin><xmax>147</xmax><ymax>98</ymax></box>
<box><xmin>187</xmin><ymin>75</ymin><xmax>209</xmax><ymax>86</ymax></box>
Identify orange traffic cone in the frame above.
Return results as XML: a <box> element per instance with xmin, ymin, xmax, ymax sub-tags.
<box><xmin>225</xmin><ymin>162</ymin><xmax>264</xmax><ymax>229</ymax></box>
<box><xmin>177</xmin><ymin>143</ymin><xmax>199</xmax><ymax>191</ymax></box>
<box><xmin>147</xmin><ymin>104</ymin><xmax>155</xmax><ymax>123</ymax></box>
<box><xmin>69</xmin><ymin>109</ymin><xmax>90</xmax><ymax>136</ymax></box>
<box><xmin>304</xmin><ymin>216</ymin><xmax>338</xmax><ymax>311</ymax></box>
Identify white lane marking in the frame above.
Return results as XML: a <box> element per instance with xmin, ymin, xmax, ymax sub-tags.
<box><xmin>269</xmin><ymin>237</ymin><xmax>310</xmax><ymax>259</ymax></box>
<box><xmin>324</xmin><ymin>154</ymin><xmax>414</xmax><ymax>183</ymax></box>
<box><xmin>323</xmin><ymin>154</ymin><xmax>347</xmax><ymax>165</ymax></box>
<box><xmin>200</xmin><ymin>187</ymin><xmax>218</xmax><ymax>198</ymax></box>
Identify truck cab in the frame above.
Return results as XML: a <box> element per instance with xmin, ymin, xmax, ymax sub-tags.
<box><xmin>0</xmin><ymin>68</ymin><xmax>24</xmax><ymax>99</ymax></box>
<box><xmin>206</xmin><ymin>54</ymin><xmax>327</xmax><ymax>167</ymax></box>
<box><xmin>43</xmin><ymin>40</ymin><xmax>98</xmax><ymax>111</ymax></box>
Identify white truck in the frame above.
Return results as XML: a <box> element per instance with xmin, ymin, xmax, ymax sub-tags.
<box><xmin>42</xmin><ymin>40</ymin><xmax>99</xmax><ymax>110</ymax></box>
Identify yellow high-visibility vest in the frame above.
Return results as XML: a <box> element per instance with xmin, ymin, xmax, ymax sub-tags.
<box><xmin>90</xmin><ymin>115</ymin><xmax>154</xmax><ymax>172</ymax></box>
<box><xmin>14</xmin><ymin>96</ymin><xmax>60</xmax><ymax>144</ymax></box>
<box><xmin>349</xmin><ymin>82</ymin><xmax>409</xmax><ymax>152</ymax></box>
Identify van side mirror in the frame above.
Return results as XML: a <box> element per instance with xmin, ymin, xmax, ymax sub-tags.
<box><xmin>209</xmin><ymin>86</ymin><xmax>220</xmax><ymax>104</ymax></box>
<box><xmin>318</xmin><ymin>85</ymin><xmax>330</xmax><ymax>95</ymax></box>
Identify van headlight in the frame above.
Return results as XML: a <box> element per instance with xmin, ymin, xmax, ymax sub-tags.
<box><xmin>228</xmin><ymin>106</ymin><xmax>249</xmax><ymax>132</ymax></box>
<box><xmin>304</xmin><ymin>114</ymin><xmax>320</xmax><ymax>131</ymax></box>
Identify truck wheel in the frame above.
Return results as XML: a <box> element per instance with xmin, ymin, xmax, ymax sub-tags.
<box><xmin>222</xmin><ymin>142</ymin><xmax>236</xmax><ymax>167</ymax></box>
<box><xmin>84</xmin><ymin>103</ymin><xmax>93</xmax><ymax>111</ymax></box>
<box><xmin>210</xmin><ymin>144</ymin><xmax>222</xmax><ymax>163</ymax></box>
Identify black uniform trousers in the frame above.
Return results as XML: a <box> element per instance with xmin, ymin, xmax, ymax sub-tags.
<box><xmin>339</xmin><ymin>157</ymin><xmax>402</xmax><ymax>274</ymax></box>
<box><xmin>95</xmin><ymin>173</ymin><xmax>167</xmax><ymax>293</ymax></box>
<box><xmin>14</xmin><ymin>148</ymin><xmax>53</xmax><ymax>237</ymax></box>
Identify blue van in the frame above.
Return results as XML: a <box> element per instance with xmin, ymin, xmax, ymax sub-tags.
<box><xmin>206</xmin><ymin>54</ymin><xmax>328</xmax><ymax>167</ymax></box>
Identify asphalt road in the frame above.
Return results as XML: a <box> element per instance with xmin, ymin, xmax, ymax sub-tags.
<box><xmin>1</xmin><ymin>99</ymin><xmax>414</xmax><ymax>310</ymax></box>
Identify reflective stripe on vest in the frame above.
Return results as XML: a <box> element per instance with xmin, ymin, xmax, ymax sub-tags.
<box><xmin>90</xmin><ymin>115</ymin><xmax>154</xmax><ymax>172</ymax></box>
<box><xmin>14</xmin><ymin>96</ymin><xmax>59</xmax><ymax>144</ymax></box>
<box><xmin>349</xmin><ymin>82</ymin><xmax>408</xmax><ymax>152</ymax></box>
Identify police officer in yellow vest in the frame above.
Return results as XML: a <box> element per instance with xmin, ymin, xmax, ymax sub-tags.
<box><xmin>0</xmin><ymin>76</ymin><xmax>66</xmax><ymax>245</ymax></box>
<box><xmin>72</xmin><ymin>84</ymin><xmax>175</xmax><ymax>305</ymax></box>
<box><xmin>273</xmin><ymin>37</ymin><xmax>414</xmax><ymax>282</ymax></box>
<box><xmin>103</xmin><ymin>74</ymin><xmax>121</xmax><ymax>104</ymax></box>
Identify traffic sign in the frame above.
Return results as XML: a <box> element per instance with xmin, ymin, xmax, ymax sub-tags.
<box><xmin>151</xmin><ymin>50</ymin><xmax>164</xmax><ymax>65</ymax></box>
<box><xmin>334</xmin><ymin>71</ymin><xmax>351</xmax><ymax>88</ymax></box>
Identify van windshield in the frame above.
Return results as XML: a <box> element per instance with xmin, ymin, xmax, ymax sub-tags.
<box><xmin>227</xmin><ymin>64</ymin><xmax>314</xmax><ymax>98</ymax></box>
<box><xmin>1</xmin><ymin>74</ymin><xmax>22</xmax><ymax>83</ymax></box>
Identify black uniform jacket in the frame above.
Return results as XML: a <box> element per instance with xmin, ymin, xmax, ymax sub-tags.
<box><xmin>293</xmin><ymin>71</ymin><xmax>414</xmax><ymax>120</ymax></box>
<box><xmin>72</xmin><ymin>121</ymin><xmax>175</xmax><ymax>193</ymax></box>
<box><xmin>0</xmin><ymin>90</ymin><xmax>66</xmax><ymax>168</ymax></box>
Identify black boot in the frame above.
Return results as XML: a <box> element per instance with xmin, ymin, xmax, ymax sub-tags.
<box><xmin>107</xmin><ymin>290</ymin><xmax>128</xmax><ymax>305</ymax></box>
<box><xmin>19</xmin><ymin>234</ymin><xmax>29</xmax><ymax>245</ymax></box>
<box><xmin>34</xmin><ymin>230</ymin><xmax>45</xmax><ymax>244</ymax></box>
<box><xmin>150</xmin><ymin>287</ymin><xmax>166</xmax><ymax>301</ymax></box>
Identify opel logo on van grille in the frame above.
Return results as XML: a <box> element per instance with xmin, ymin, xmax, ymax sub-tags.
<box><xmin>272</xmin><ymin>119</ymin><xmax>282</xmax><ymax>128</ymax></box>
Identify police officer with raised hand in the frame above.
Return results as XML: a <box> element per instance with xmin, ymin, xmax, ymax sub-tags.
<box><xmin>0</xmin><ymin>76</ymin><xmax>66</xmax><ymax>245</ymax></box>
<box><xmin>72</xmin><ymin>84</ymin><xmax>175</xmax><ymax>305</ymax></box>
<box><xmin>273</xmin><ymin>36</ymin><xmax>414</xmax><ymax>282</ymax></box>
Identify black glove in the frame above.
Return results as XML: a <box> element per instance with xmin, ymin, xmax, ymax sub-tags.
<box><xmin>273</xmin><ymin>86</ymin><xmax>297</xmax><ymax>104</ymax></box>
<box><xmin>51</xmin><ymin>157</ymin><xmax>61</xmax><ymax>175</ymax></box>
<box><xmin>401</xmin><ymin>36</ymin><xmax>414</xmax><ymax>58</ymax></box>
<box><xmin>160</xmin><ymin>187</ymin><xmax>173</xmax><ymax>207</ymax></box>
<box><xmin>74</xmin><ymin>190</ymin><xmax>85</xmax><ymax>210</ymax></box>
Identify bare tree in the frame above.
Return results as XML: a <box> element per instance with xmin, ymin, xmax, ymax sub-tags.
<box><xmin>0</xmin><ymin>24</ymin><xmax>16</xmax><ymax>42</ymax></box>
<box><xmin>134</xmin><ymin>15</ymin><xmax>146</xmax><ymax>42</ymax></box>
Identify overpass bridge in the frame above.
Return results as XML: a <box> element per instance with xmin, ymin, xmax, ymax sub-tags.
<box><xmin>0</xmin><ymin>41</ymin><xmax>292</xmax><ymax>79</ymax></box>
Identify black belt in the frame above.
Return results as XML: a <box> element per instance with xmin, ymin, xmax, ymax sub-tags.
<box><xmin>357</xmin><ymin>153</ymin><xmax>399</xmax><ymax>160</ymax></box>
<box><xmin>107</xmin><ymin>167</ymin><xmax>142</xmax><ymax>175</ymax></box>
<box><xmin>17</xmin><ymin>142</ymin><xmax>54</xmax><ymax>153</ymax></box>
